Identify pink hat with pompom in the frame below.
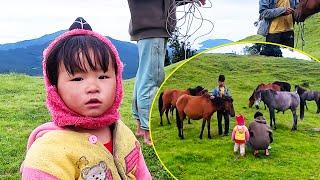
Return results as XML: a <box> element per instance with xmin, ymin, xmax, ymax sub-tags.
<box><xmin>236</xmin><ymin>114</ymin><xmax>245</xmax><ymax>126</ymax></box>
<box><xmin>43</xmin><ymin>17</ymin><xmax>123</xmax><ymax>129</ymax></box>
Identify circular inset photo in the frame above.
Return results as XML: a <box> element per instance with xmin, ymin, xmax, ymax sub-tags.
<box><xmin>150</xmin><ymin>42</ymin><xmax>320</xmax><ymax>179</ymax></box>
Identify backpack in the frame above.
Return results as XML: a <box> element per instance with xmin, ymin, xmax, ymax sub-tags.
<box><xmin>235</xmin><ymin>126</ymin><xmax>245</xmax><ymax>141</ymax></box>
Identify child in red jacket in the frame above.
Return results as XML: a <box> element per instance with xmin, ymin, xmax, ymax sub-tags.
<box><xmin>232</xmin><ymin>114</ymin><xmax>250</xmax><ymax>156</ymax></box>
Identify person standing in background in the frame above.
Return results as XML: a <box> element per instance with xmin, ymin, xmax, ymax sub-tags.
<box><xmin>257</xmin><ymin>0</ymin><xmax>298</xmax><ymax>56</ymax></box>
<box><xmin>127</xmin><ymin>0</ymin><xmax>206</xmax><ymax>146</ymax></box>
<box><xmin>212</xmin><ymin>74</ymin><xmax>232</xmax><ymax>136</ymax></box>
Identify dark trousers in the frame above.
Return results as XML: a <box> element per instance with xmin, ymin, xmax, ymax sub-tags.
<box><xmin>266</xmin><ymin>30</ymin><xmax>294</xmax><ymax>47</ymax></box>
<box><xmin>217</xmin><ymin>110</ymin><xmax>229</xmax><ymax>135</ymax></box>
<box><xmin>260</xmin><ymin>31</ymin><xmax>294</xmax><ymax>57</ymax></box>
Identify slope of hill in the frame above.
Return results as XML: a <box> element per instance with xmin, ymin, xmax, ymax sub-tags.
<box><xmin>239</xmin><ymin>13</ymin><xmax>320</xmax><ymax>60</ymax></box>
<box><xmin>0</xmin><ymin>31</ymin><xmax>139</xmax><ymax>79</ymax></box>
<box><xmin>151</xmin><ymin>54</ymin><xmax>320</xmax><ymax>179</ymax></box>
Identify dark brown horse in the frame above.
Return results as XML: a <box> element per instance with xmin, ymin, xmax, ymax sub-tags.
<box><xmin>295</xmin><ymin>85</ymin><xmax>320</xmax><ymax>120</ymax></box>
<box><xmin>158</xmin><ymin>86</ymin><xmax>204</xmax><ymax>126</ymax></box>
<box><xmin>249</xmin><ymin>83</ymin><xmax>282</xmax><ymax>108</ymax></box>
<box><xmin>294</xmin><ymin>0</ymin><xmax>320</xmax><ymax>22</ymax></box>
<box><xmin>175</xmin><ymin>93</ymin><xmax>235</xmax><ymax>139</ymax></box>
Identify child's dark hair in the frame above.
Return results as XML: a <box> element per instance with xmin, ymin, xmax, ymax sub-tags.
<box><xmin>254</xmin><ymin>111</ymin><xmax>263</xmax><ymax>118</ymax></box>
<box><xmin>46</xmin><ymin>35</ymin><xmax>117</xmax><ymax>85</ymax></box>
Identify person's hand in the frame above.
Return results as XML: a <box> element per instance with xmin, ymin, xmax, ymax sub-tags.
<box><xmin>283</xmin><ymin>7</ymin><xmax>294</xmax><ymax>15</ymax></box>
<box><xmin>199</xmin><ymin>0</ymin><xmax>206</xmax><ymax>6</ymax></box>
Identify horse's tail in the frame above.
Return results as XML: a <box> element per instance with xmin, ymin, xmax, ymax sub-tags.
<box><xmin>158</xmin><ymin>92</ymin><xmax>164</xmax><ymax>115</ymax></box>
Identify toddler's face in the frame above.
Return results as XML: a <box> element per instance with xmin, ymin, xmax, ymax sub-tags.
<box><xmin>57</xmin><ymin>54</ymin><xmax>116</xmax><ymax>117</ymax></box>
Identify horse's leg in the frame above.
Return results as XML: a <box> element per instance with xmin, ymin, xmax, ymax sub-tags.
<box><xmin>300</xmin><ymin>100</ymin><xmax>305</xmax><ymax>120</ymax></box>
<box><xmin>180</xmin><ymin>117</ymin><xmax>184</xmax><ymax>139</ymax></box>
<box><xmin>188</xmin><ymin>117</ymin><xmax>192</xmax><ymax>124</ymax></box>
<box><xmin>165</xmin><ymin>108</ymin><xmax>171</xmax><ymax>124</ymax></box>
<box><xmin>269</xmin><ymin>109</ymin><xmax>273</xmax><ymax>128</ymax></box>
<box><xmin>305</xmin><ymin>101</ymin><xmax>308</xmax><ymax>111</ymax></box>
<box><xmin>200</xmin><ymin>119</ymin><xmax>206</xmax><ymax>139</ymax></box>
<box><xmin>160</xmin><ymin>109</ymin><xmax>164</xmax><ymax>126</ymax></box>
<box><xmin>272</xmin><ymin>109</ymin><xmax>277</xmax><ymax>130</ymax></box>
<box><xmin>176</xmin><ymin>110</ymin><xmax>183</xmax><ymax>139</ymax></box>
<box><xmin>316</xmin><ymin>100</ymin><xmax>320</xmax><ymax>113</ymax></box>
<box><xmin>170</xmin><ymin>106</ymin><xmax>174</xmax><ymax>121</ymax></box>
<box><xmin>291</xmin><ymin>109</ymin><xmax>298</xmax><ymax>131</ymax></box>
<box><xmin>207</xmin><ymin>118</ymin><xmax>212</xmax><ymax>139</ymax></box>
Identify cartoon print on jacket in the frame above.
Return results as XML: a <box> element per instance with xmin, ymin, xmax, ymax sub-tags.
<box><xmin>81</xmin><ymin>161</ymin><xmax>111</xmax><ymax>180</ymax></box>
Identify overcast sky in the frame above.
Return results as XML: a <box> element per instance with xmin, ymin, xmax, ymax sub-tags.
<box><xmin>0</xmin><ymin>0</ymin><xmax>259</xmax><ymax>45</ymax></box>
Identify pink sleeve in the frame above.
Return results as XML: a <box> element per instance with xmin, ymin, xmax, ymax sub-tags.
<box><xmin>134</xmin><ymin>151</ymin><xmax>152</xmax><ymax>180</ymax></box>
<box><xmin>231</xmin><ymin>127</ymin><xmax>236</xmax><ymax>141</ymax></box>
<box><xmin>22</xmin><ymin>167</ymin><xmax>57</xmax><ymax>180</ymax></box>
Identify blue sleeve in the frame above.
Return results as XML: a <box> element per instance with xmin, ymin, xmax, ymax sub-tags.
<box><xmin>259</xmin><ymin>0</ymin><xmax>287</xmax><ymax>19</ymax></box>
<box><xmin>212</xmin><ymin>88</ymin><xmax>218</xmax><ymax>97</ymax></box>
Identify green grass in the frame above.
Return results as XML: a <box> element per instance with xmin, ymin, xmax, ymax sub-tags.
<box><xmin>150</xmin><ymin>54</ymin><xmax>320</xmax><ymax>179</ymax></box>
<box><xmin>0</xmin><ymin>72</ymin><xmax>180</xmax><ymax>179</ymax></box>
<box><xmin>240</xmin><ymin>13</ymin><xmax>320</xmax><ymax>60</ymax></box>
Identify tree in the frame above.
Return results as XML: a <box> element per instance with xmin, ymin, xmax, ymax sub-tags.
<box><xmin>166</xmin><ymin>30</ymin><xmax>197</xmax><ymax>65</ymax></box>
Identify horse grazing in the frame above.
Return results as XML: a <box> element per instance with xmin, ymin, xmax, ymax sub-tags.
<box><xmin>158</xmin><ymin>86</ymin><xmax>204</xmax><ymax>126</ymax></box>
<box><xmin>253</xmin><ymin>89</ymin><xmax>300</xmax><ymax>130</ymax></box>
<box><xmin>294</xmin><ymin>0</ymin><xmax>320</xmax><ymax>22</ymax></box>
<box><xmin>249</xmin><ymin>83</ymin><xmax>282</xmax><ymax>108</ymax></box>
<box><xmin>295</xmin><ymin>85</ymin><xmax>320</xmax><ymax>120</ymax></box>
<box><xmin>175</xmin><ymin>93</ymin><xmax>235</xmax><ymax>139</ymax></box>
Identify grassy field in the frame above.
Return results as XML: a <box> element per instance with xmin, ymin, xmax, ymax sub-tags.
<box><xmin>240</xmin><ymin>13</ymin><xmax>320</xmax><ymax>60</ymax></box>
<box><xmin>150</xmin><ymin>54</ymin><xmax>320</xmax><ymax>179</ymax></box>
<box><xmin>0</xmin><ymin>73</ymin><xmax>178</xmax><ymax>179</ymax></box>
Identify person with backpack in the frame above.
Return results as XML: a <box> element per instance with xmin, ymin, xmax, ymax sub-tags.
<box><xmin>231</xmin><ymin>114</ymin><xmax>250</xmax><ymax>156</ymax></box>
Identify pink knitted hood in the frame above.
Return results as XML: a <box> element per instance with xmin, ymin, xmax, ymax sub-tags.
<box><xmin>43</xmin><ymin>19</ymin><xmax>123</xmax><ymax>129</ymax></box>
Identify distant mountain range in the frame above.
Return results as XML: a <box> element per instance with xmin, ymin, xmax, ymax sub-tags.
<box><xmin>198</xmin><ymin>39</ymin><xmax>233</xmax><ymax>51</ymax></box>
<box><xmin>0</xmin><ymin>31</ymin><xmax>232</xmax><ymax>79</ymax></box>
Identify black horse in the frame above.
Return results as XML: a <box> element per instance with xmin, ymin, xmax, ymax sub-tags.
<box><xmin>295</xmin><ymin>85</ymin><xmax>320</xmax><ymax>120</ymax></box>
<box><xmin>254</xmin><ymin>89</ymin><xmax>300</xmax><ymax>130</ymax></box>
<box><xmin>273</xmin><ymin>81</ymin><xmax>291</xmax><ymax>92</ymax></box>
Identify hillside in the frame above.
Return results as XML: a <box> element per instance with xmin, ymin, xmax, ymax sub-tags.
<box><xmin>150</xmin><ymin>54</ymin><xmax>320</xmax><ymax>179</ymax></box>
<box><xmin>240</xmin><ymin>13</ymin><xmax>320</xmax><ymax>60</ymax></box>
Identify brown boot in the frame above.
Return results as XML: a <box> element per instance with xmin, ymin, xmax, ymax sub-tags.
<box><xmin>135</xmin><ymin>120</ymin><xmax>144</xmax><ymax>138</ymax></box>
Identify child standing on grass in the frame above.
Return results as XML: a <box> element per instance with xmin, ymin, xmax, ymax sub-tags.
<box><xmin>232</xmin><ymin>114</ymin><xmax>250</xmax><ymax>156</ymax></box>
<box><xmin>21</xmin><ymin>17</ymin><xmax>151</xmax><ymax>179</ymax></box>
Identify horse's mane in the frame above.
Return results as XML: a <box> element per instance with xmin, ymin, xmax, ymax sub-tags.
<box><xmin>223</xmin><ymin>96</ymin><xmax>233</xmax><ymax>102</ymax></box>
<box><xmin>295</xmin><ymin>85</ymin><xmax>307</xmax><ymax>95</ymax></box>
<box><xmin>210</xmin><ymin>96</ymin><xmax>224</xmax><ymax>107</ymax></box>
<box><xmin>255</xmin><ymin>83</ymin><xmax>265</xmax><ymax>90</ymax></box>
<box><xmin>188</xmin><ymin>86</ymin><xmax>204</xmax><ymax>95</ymax></box>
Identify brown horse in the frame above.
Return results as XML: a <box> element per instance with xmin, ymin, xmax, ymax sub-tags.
<box><xmin>294</xmin><ymin>0</ymin><xmax>320</xmax><ymax>22</ymax></box>
<box><xmin>249</xmin><ymin>83</ymin><xmax>282</xmax><ymax>108</ymax></box>
<box><xmin>175</xmin><ymin>93</ymin><xmax>235</xmax><ymax>139</ymax></box>
<box><xmin>158</xmin><ymin>86</ymin><xmax>204</xmax><ymax>126</ymax></box>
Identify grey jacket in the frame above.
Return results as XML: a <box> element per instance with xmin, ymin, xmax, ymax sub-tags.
<box><xmin>257</xmin><ymin>0</ymin><xmax>298</xmax><ymax>36</ymax></box>
<box><xmin>127</xmin><ymin>0</ymin><xmax>185</xmax><ymax>41</ymax></box>
<box><xmin>248</xmin><ymin>116</ymin><xmax>273</xmax><ymax>150</ymax></box>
